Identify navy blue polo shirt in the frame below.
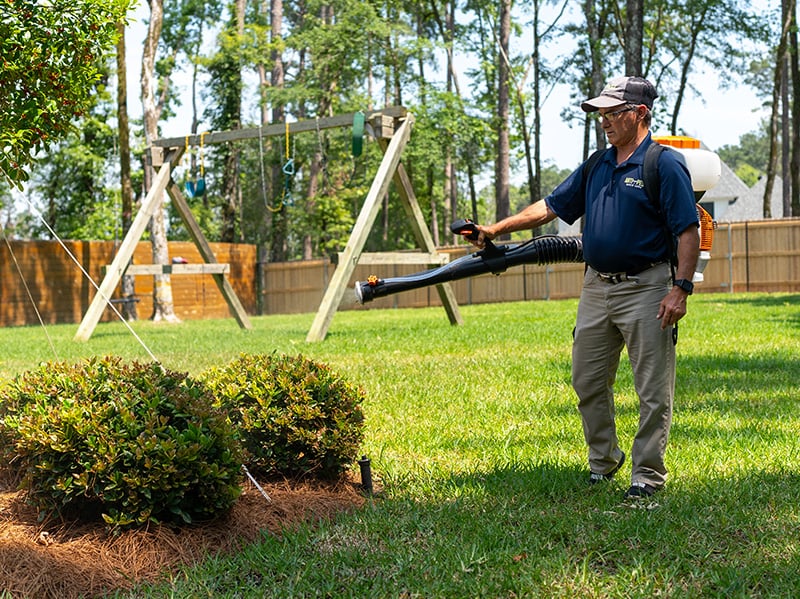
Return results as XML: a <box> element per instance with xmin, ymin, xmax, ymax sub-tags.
<box><xmin>545</xmin><ymin>134</ymin><xmax>698</xmax><ymax>273</ymax></box>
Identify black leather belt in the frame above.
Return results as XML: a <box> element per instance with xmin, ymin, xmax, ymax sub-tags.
<box><xmin>594</xmin><ymin>261</ymin><xmax>666</xmax><ymax>284</ymax></box>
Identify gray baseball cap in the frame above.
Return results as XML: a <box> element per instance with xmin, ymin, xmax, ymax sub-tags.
<box><xmin>581</xmin><ymin>76</ymin><xmax>658</xmax><ymax>112</ymax></box>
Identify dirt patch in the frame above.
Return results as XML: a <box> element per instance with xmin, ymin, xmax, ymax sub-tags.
<box><xmin>0</xmin><ymin>473</ymin><xmax>367</xmax><ymax>598</ymax></box>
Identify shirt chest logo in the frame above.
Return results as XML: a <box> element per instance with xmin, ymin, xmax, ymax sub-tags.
<box><xmin>623</xmin><ymin>176</ymin><xmax>644</xmax><ymax>190</ymax></box>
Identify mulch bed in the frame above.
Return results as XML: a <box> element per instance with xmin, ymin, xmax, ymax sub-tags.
<box><xmin>0</xmin><ymin>473</ymin><xmax>367</xmax><ymax>598</ymax></box>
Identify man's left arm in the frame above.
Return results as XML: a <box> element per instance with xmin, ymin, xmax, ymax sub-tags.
<box><xmin>657</xmin><ymin>224</ymin><xmax>700</xmax><ymax>329</ymax></box>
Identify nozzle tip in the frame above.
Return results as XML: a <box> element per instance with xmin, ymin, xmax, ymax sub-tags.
<box><xmin>354</xmin><ymin>282</ymin><xmax>366</xmax><ymax>304</ymax></box>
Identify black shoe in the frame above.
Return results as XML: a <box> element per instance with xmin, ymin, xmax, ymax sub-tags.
<box><xmin>588</xmin><ymin>451</ymin><xmax>625</xmax><ymax>485</ymax></box>
<box><xmin>623</xmin><ymin>482</ymin><xmax>658</xmax><ymax>499</ymax></box>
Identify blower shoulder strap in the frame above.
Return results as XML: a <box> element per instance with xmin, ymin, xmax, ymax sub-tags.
<box><xmin>642</xmin><ymin>143</ymin><xmax>680</xmax><ymax>270</ymax></box>
<box><xmin>642</xmin><ymin>142</ymin><xmax>666</xmax><ymax>208</ymax></box>
<box><xmin>582</xmin><ymin>148</ymin><xmax>605</xmax><ymax>186</ymax></box>
<box><xmin>582</xmin><ymin>142</ymin><xmax>665</xmax><ymax>207</ymax></box>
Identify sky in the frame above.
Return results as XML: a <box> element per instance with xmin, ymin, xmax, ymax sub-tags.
<box><xmin>125</xmin><ymin>3</ymin><xmax>770</xmax><ymax>172</ymax></box>
<box><xmin>529</xmin><ymin>71</ymin><xmax>767</xmax><ymax>169</ymax></box>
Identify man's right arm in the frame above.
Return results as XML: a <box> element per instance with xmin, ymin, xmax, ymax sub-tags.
<box><xmin>477</xmin><ymin>199</ymin><xmax>558</xmax><ymax>244</ymax></box>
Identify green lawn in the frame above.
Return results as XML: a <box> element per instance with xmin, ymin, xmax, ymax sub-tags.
<box><xmin>2</xmin><ymin>293</ymin><xmax>799</xmax><ymax>597</ymax></box>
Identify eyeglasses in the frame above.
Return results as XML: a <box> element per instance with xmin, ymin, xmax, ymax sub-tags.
<box><xmin>594</xmin><ymin>105</ymin><xmax>638</xmax><ymax>122</ymax></box>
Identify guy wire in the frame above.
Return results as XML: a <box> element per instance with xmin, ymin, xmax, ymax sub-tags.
<box><xmin>1</xmin><ymin>224</ymin><xmax>58</xmax><ymax>359</ymax></box>
<box><xmin>22</xmin><ymin>197</ymin><xmax>161</xmax><ymax>364</ymax></box>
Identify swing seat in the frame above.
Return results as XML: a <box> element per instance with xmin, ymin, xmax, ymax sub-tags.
<box><xmin>185</xmin><ymin>178</ymin><xmax>206</xmax><ymax>198</ymax></box>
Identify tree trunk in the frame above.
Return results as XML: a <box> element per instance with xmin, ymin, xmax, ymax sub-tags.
<box><xmin>392</xmin><ymin>24</ymin><xmax>403</xmax><ymax>106</ymax></box>
<box><xmin>256</xmin><ymin>1</ymin><xmax>273</xmax><ymax>246</ymax></box>
<box><xmin>495</xmin><ymin>0</ymin><xmax>511</xmax><ymax>229</ymax></box>
<box><xmin>782</xmin><ymin>51</ymin><xmax>790</xmax><ymax>217</ymax></box>
<box><xmin>531</xmin><ymin>0</ymin><xmax>542</xmax><ymax>207</ymax></box>
<box><xmin>584</xmin><ymin>0</ymin><xmax>606</xmax><ymax>153</ymax></box>
<box><xmin>269</xmin><ymin>0</ymin><xmax>287</xmax><ymax>262</ymax></box>
<box><xmin>624</xmin><ymin>0</ymin><xmax>643</xmax><ymax>75</ymax></box>
<box><xmin>792</xmin><ymin>0</ymin><xmax>800</xmax><ymax>217</ymax></box>
<box><xmin>220</xmin><ymin>0</ymin><xmax>246</xmax><ymax>243</ymax></box>
<box><xmin>141</xmin><ymin>0</ymin><xmax>179</xmax><ymax>323</ymax></box>
<box><xmin>304</xmin><ymin>104</ymin><xmax>325</xmax><ymax>259</ymax></box>
<box><xmin>765</xmin><ymin>0</ymin><xmax>794</xmax><ymax>218</ymax></box>
<box><xmin>416</xmin><ymin>10</ymin><xmax>439</xmax><ymax>245</ymax></box>
<box><xmin>116</xmin><ymin>20</ymin><xmax>137</xmax><ymax>321</ymax></box>
<box><xmin>467</xmin><ymin>160</ymin><xmax>478</xmax><ymax>223</ymax></box>
<box><xmin>444</xmin><ymin>0</ymin><xmax>456</xmax><ymax>244</ymax></box>
<box><xmin>669</xmin><ymin>8</ymin><xmax>706</xmax><ymax>135</ymax></box>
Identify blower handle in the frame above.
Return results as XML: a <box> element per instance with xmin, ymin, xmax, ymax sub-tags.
<box><xmin>450</xmin><ymin>218</ymin><xmax>501</xmax><ymax>256</ymax></box>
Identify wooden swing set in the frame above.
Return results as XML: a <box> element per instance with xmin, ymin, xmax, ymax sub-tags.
<box><xmin>74</xmin><ymin>106</ymin><xmax>462</xmax><ymax>342</ymax></box>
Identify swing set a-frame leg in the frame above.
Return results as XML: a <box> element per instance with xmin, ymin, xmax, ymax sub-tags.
<box><xmin>305</xmin><ymin>113</ymin><xmax>461</xmax><ymax>343</ymax></box>
<box><xmin>165</xmin><ymin>179</ymin><xmax>252</xmax><ymax>330</ymax></box>
<box><xmin>74</xmin><ymin>148</ymin><xmax>184</xmax><ymax>342</ymax></box>
<box><xmin>390</xmin><ymin>157</ymin><xmax>462</xmax><ymax>327</ymax></box>
<box><xmin>75</xmin><ymin>146</ymin><xmax>252</xmax><ymax>342</ymax></box>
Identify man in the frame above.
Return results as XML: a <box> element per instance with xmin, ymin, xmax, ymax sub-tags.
<box><xmin>467</xmin><ymin>76</ymin><xmax>699</xmax><ymax>500</ymax></box>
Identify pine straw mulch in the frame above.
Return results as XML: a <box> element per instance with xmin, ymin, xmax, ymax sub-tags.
<box><xmin>0</xmin><ymin>471</ymin><xmax>368</xmax><ymax>599</ymax></box>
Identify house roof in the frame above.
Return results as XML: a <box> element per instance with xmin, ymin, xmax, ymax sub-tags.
<box><xmin>702</xmin><ymin>158</ymin><xmax>749</xmax><ymax>202</ymax></box>
<box><xmin>719</xmin><ymin>175</ymin><xmax>785</xmax><ymax>222</ymax></box>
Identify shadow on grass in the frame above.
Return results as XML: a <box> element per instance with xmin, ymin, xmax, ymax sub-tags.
<box><xmin>534</xmin><ymin>347</ymin><xmax>799</xmax><ymax>426</ymax></box>
<box><xmin>387</xmin><ymin>461</ymin><xmax>800</xmax><ymax>596</ymax></box>
<box><xmin>715</xmin><ymin>293</ymin><xmax>800</xmax><ymax>309</ymax></box>
<box><xmin>678</xmin><ymin>351</ymin><xmax>799</xmax><ymax>413</ymax></box>
<box><xmin>704</xmin><ymin>292</ymin><xmax>800</xmax><ymax>328</ymax></box>
<box><xmin>439</xmin><ymin>461</ymin><xmax>800</xmax><ymax>592</ymax></box>
<box><xmin>170</xmin><ymin>459</ymin><xmax>800</xmax><ymax>598</ymax></box>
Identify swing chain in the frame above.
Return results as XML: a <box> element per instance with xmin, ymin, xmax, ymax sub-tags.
<box><xmin>183</xmin><ymin>132</ymin><xmax>207</xmax><ymax>198</ymax></box>
<box><xmin>258</xmin><ymin>124</ymin><xmax>270</xmax><ymax>211</ymax></box>
<box><xmin>315</xmin><ymin>116</ymin><xmax>329</xmax><ymax>193</ymax></box>
<box><xmin>199</xmin><ymin>131</ymin><xmax>206</xmax><ymax>178</ymax></box>
<box><xmin>281</xmin><ymin>120</ymin><xmax>296</xmax><ymax>207</ymax></box>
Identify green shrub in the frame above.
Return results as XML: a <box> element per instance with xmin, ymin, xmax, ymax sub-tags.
<box><xmin>0</xmin><ymin>356</ymin><xmax>242</xmax><ymax>530</ymax></box>
<box><xmin>201</xmin><ymin>353</ymin><xmax>366</xmax><ymax>480</ymax></box>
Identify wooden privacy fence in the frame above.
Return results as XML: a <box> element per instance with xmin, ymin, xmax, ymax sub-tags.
<box><xmin>261</xmin><ymin>219</ymin><xmax>800</xmax><ymax>315</ymax></box>
<box><xmin>0</xmin><ymin>241</ymin><xmax>257</xmax><ymax>327</ymax></box>
<box><xmin>1</xmin><ymin>219</ymin><xmax>799</xmax><ymax>328</ymax></box>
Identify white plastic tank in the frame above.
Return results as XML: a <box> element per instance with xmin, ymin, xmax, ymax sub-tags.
<box><xmin>652</xmin><ymin>135</ymin><xmax>721</xmax><ymax>192</ymax></box>
<box><xmin>652</xmin><ymin>136</ymin><xmax>720</xmax><ymax>283</ymax></box>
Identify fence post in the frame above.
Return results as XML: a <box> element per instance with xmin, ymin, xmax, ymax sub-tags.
<box><xmin>726</xmin><ymin>224</ymin><xmax>734</xmax><ymax>293</ymax></box>
<box><xmin>544</xmin><ymin>266</ymin><xmax>552</xmax><ymax>301</ymax></box>
<box><xmin>522</xmin><ymin>264</ymin><xmax>528</xmax><ymax>301</ymax></box>
<box><xmin>744</xmin><ymin>222</ymin><xmax>750</xmax><ymax>292</ymax></box>
<box><xmin>257</xmin><ymin>245</ymin><xmax>267</xmax><ymax>315</ymax></box>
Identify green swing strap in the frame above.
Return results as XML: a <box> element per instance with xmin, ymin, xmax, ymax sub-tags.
<box><xmin>352</xmin><ymin>111</ymin><xmax>365</xmax><ymax>157</ymax></box>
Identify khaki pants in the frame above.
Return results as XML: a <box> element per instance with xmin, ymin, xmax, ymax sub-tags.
<box><xmin>572</xmin><ymin>263</ymin><xmax>675</xmax><ymax>489</ymax></box>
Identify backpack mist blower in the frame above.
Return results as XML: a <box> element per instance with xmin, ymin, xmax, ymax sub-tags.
<box><xmin>354</xmin><ymin>136</ymin><xmax>720</xmax><ymax>304</ymax></box>
<box><xmin>354</xmin><ymin>220</ymin><xmax>584</xmax><ymax>304</ymax></box>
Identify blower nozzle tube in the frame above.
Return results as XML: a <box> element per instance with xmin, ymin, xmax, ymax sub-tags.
<box><xmin>355</xmin><ymin>235</ymin><xmax>583</xmax><ymax>304</ymax></box>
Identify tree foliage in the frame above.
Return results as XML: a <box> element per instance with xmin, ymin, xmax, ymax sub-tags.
<box><xmin>0</xmin><ymin>0</ymin><xmax>131</xmax><ymax>187</ymax></box>
<box><xmin>717</xmin><ymin>123</ymin><xmax>772</xmax><ymax>187</ymax></box>
<box><xmin>23</xmin><ymin>67</ymin><xmax>123</xmax><ymax>240</ymax></box>
<box><xmin>645</xmin><ymin>0</ymin><xmax>769</xmax><ymax>134</ymax></box>
<box><xmin>2</xmin><ymin>0</ymin><xmax>784</xmax><ymax>249</ymax></box>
